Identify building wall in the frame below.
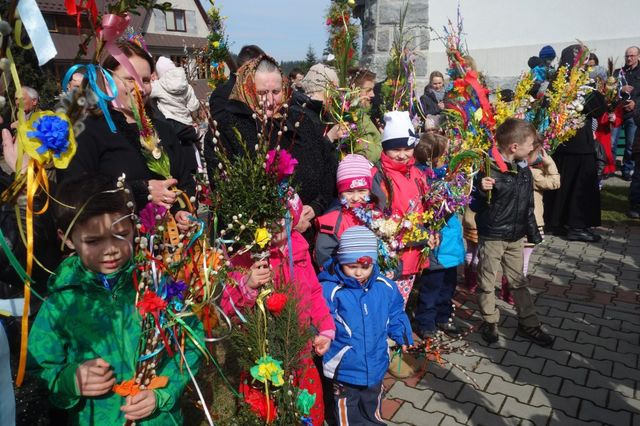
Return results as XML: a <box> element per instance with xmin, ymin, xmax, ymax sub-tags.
<box><xmin>147</xmin><ymin>0</ymin><xmax>209</xmax><ymax>38</ymax></box>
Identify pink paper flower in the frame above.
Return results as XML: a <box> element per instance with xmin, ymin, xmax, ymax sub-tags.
<box><xmin>139</xmin><ymin>202</ymin><xmax>167</xmax><ymax>232</ymax></box>
<box><xmin>266</xmin><ymin>149</ymin><xmax>298</xmax><ymax>182</ymax></box>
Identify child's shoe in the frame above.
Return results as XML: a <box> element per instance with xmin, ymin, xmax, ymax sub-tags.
<box><xmin>517</xmin><ymin>324</ymin><xmax>554</xmax><ymax>347</ymax></box>
<box><xmin>479</xmin><ymin>322</ymin><xmax>499</xmax><ymax>344</ymax></box>
<box><xmin>500</xmin><ymin>276</ymin><xmax>514</xmax><ymax>305</ymax></box>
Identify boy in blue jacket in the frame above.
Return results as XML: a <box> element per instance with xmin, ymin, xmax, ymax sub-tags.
<box><xmin>319</xmin><ymin>226</ymin><xmax>413</xmax><ymax>425</ymax></box>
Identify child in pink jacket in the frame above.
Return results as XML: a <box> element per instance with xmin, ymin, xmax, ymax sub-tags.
<box><xmin>220</xmin><ymin>193</ymin><xmax>335</xmax><ymax>425</ymax></box>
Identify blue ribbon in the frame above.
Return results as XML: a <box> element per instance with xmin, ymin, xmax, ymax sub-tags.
<box><xmin>62</xmin><ymin>64</ymin><xmax>119</xmax><ymax>133</ymax></box>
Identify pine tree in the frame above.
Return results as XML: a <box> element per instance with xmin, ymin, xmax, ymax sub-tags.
<box><xmin>303</xmin><ymin>45</ymin><xmax>317</xmax><ymax>72</ymax></box>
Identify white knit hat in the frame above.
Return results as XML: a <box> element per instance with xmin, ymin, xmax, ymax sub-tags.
<box><xmin>381</xmin><ymin>111</ymin><xmax>418</xmax><ymax>150</ymax></box>
<box><xmin>155</xmin><ymin>56</ymin><xmax>176</xmax><ymax>79</ymax></box>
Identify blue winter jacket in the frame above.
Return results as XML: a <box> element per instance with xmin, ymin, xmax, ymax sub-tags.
<box><xmin>431</xmin><ymin>214</ymin><xmax>465</xmax><ymax>269</ymax></box>
<box><xmin>319</xmin><ymin>259</ymin><xmax>414</xmax><ymax>387</ymax></box>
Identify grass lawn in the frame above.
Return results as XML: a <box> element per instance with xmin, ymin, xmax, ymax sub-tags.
<box><xmin>600</xmin><ymin>183</ymin><xmax>638</xmax><ymax>225</ymax></box>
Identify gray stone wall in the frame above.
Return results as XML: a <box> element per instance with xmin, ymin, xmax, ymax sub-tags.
<box><xmin>356</xmin><ymin>0</ymin><xmax>430</xmax><ymax>89</ymax></box>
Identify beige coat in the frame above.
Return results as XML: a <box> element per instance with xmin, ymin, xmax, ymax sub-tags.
<box><xmin>531</xmin><ymin>154</ymin><xmax>561</xmax><ymax>227</ymax></box>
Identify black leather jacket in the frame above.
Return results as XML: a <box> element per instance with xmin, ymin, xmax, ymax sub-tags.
<box><xmin>471</xmin><ymin>158</ymin><xmax>542</xmax><ymax>244</ymax></box>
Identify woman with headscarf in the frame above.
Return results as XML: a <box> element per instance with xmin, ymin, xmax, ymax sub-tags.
<box><xmin>210</xmin><ymin>55</ymin><xmax>336</xmax><ymax>244</ymax></box>
<box><xmin>543</xmin><ymin>45</ymin><xmax>607</xmax><ymax>242</ymax></box>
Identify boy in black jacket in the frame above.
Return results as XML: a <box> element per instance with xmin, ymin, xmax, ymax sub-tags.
<box><xmin>472</xmin><ymin>118</ymin><xmax>554</xmax><ymax>346</ymax></box>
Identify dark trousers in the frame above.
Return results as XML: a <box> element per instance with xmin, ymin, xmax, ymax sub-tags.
<box><xmin>414</xmin><ymin>267</ymin><xmax>458</xmax><ymax>332</ymax></box>
<box><xmin>630</xmin><ymin>153</ymin><xmax>640</xmax><ymax>209</ymax></box>
<box><xmin>333</xmin><ymin>381</ymin><xmax>386</xmax><ymax>425</ymax></box>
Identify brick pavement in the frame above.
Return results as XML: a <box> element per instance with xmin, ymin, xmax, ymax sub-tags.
<box><xmin>380</xmin><ymin>223</ymin><xmax>640</xmax><ymax>426</ymax></box>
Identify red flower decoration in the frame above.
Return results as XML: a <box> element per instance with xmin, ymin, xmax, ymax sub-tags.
<box><xmin>137</xmin><ymin>290</ymin><xmax>167</xmax><ymax>316</ymax></box>
<box><xmin>240</xmin><ymin>381</ymin><xmax>277</xmax><ymax>422</ymax></box>
<box><xmin>265</xmin><ymin>293</ymin><xmax>288</xmax><ymax>315</ymax></box>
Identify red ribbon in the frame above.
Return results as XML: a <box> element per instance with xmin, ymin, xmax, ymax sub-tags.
<box><xmin>490</xmin><ymin>145</ymin><xmax>509</xmax><ymax>173</ymax></box>
<box><xmin>464</xmin><ymin>70</ymin><xmax>495</xmax><ymax>128</ymax></box>
<box><xmin>100</xmin><ymin>14</ymin><xmax>144</xmax><ymax>93</ymax></box>
<box><xmin>65</xmin><ymin>0</ymin><xmax>98</xmax><ymax>33</ymax></box>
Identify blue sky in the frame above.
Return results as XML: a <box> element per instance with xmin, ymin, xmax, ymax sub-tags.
<box><xmin>208</xmin><ymin>0</ymin><xmax>332</xmax><ymax>61</ymax></box>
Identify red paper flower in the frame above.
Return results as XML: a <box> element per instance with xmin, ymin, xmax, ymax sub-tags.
<box><xmin>137</xmin><ymin>290</ymin><xmax>167</xmax><ymax>316</ymax></box>
<box><xmin>240</xmin><ymin>381</ymin><xmax>277</xmax><ymax>422</ymax></box>
<box><xmin>265</xmin><ymin>293</ymin><xmax>288</xmax><ymax>315</ymax></box>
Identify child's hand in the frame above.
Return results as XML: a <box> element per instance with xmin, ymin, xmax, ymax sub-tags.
<box><xmin>480</xmin><ymin>177</ymin><xmax>495</xmax><ymax>191</ymax></box>
<box><xmin>246</xmin><ymin>260</ymin><xmax>271</xmax><ymax>289</ymax></box>
<box><xmin>313</xmin><ymin>335</ymin><xmax>332</xmax><ymax>356</ymax></box>
<box><xmin>121</xmin><ymin>390</ymin><xmax>156</xmax><ymax>421</ymax></box>
<box><xmin>175</xmin><ymin>210</ymin><xmax>196</xmax><ymax>233</ymax></box>
<box><xmin>75</xmin><ymin>358</ymin><xmax>115</xmax><ymax>397</ymax></box>
<box><xmin>427</xmin><ymin>233</ymin><xmax>440</xmax><ymax>250</ymax></box>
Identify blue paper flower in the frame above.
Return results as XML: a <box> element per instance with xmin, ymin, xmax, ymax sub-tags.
<box><xmin>166</xmin><ymin>280</ymin><xmax>188</xmax><ymax>301</ymax></box>
<box><xmin>28</xmin><ymin>115</ymin><xmax>70</xmax><ymax>158</ymax></box>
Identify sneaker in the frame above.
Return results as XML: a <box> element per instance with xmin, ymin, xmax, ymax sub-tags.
<box><xmin>479</xmin><ymin>322</ymin><xmax>499</xmax><ymax>344</ymax></box>
<box><xmin>437</xmin><ymin>322</ymin><xmax>464</xmax><ymax>337</ymax></box>
<box><xmin>416</xmin><ymin>328</ymin><xmax>437</xmax><ymax>340</ymax></box>
<box><xmin>517</xmin><ymin>324</ymin><xmax>554</xmax><ymax>347</ymax></box>
<box><xmin>500</xmin><ymin>276</ymin><xmax>515</xmax><ymax>305</ymax></box>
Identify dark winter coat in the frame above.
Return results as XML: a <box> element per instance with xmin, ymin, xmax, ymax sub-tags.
<box><xmin>419</xmin><ymin>90</ymin><xmax>443</xmax><ymax>116</ymax></box>
<box><xmin>62</xmin><ymin>109</ymin><xmax>196</xmax><ymax>211</ymax></box>
<box><xmin>471</xmin><ymin>156</ymin><xmax>541</xmax><ymax>244</ymax></box>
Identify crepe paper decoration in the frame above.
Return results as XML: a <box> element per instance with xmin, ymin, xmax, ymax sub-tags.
<box><xmin>19</xmin><ymin>111</ymin><xmax>76</xmax><ymax>169</ymax></box>
<box><xmin>296</xmin><ymin>388</ymin><xmax>316</xmax><ymax>416</ymax></box>
<box><xmin>250</xmin><ymin>355</ymin><xmax>285</xmax><ymax>387</ymax></box>
<box><xmin>112</xmin><ymin>375</ymin><xmax>168</xmax><ymax>397</ymax></box>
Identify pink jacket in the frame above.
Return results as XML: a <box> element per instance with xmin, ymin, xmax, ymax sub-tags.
<box><xmin>371</xmin><ymin>153</ymin><xmax>430</xmax><ymax>275</ymax></box>
<box><xmin>221</xmin><ymin>231</ymin><xmax>336</xmax><ymax>339</ymax></box>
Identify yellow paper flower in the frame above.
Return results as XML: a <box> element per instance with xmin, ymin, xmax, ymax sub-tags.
<box><xmin>255</xmin><ymin>227</ymin><xmax>271</xmax><ymax>249</ymax></box>
<box><xmin>250</xmin><ymin>355</ymin><xmax>284</xmax><ymax>387</ymax></box>
<box><xmin>19</xmin><ymin>111</ymin><xmax>76</xmax><ymax>169</ymax></box>
<box><xmin>212</xmin><ymin>41</ymin><xmax>220</xmax><ymax>48</ymax></box>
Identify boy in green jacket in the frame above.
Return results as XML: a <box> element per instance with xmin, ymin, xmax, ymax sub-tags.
<box><xmin>28</xmin><ymin>175</ymin><xmax>203</xmax><ymax>425</ymax></box>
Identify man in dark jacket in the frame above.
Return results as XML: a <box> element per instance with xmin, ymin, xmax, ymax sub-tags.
<box><xmin>471</xmin><ymin>118</ymin><xmax>553</xmax><ymax>347</ymax></box>
<box><xmin>613</xmin><ymin>46</ymin><xmax>640</xmax><ymax>180</ymax></box>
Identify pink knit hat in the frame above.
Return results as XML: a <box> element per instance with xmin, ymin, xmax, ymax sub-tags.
<box><xmin>336</xmin><ymin>154</ymin><xmax>372</xmax><ymax>193</ymax></box>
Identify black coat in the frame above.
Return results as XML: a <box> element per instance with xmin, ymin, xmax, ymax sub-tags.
<box><xmin>420</xmin><ymin>90</ymin><xmax>442</xmax><ymax>116</ymax></box>
<box><xmin>62</xmin><ymin>109</ymin><xmax>196</xmax><ymax>211</ymax></box>
<box><xmin>471</xmin><ymin>159</ymin><xmax>541</xmax><ymax>244</ymax></box>
<box><xmin>210</xmin><ymin>98</ymin><xmax>336</xmax><ymax>217</ymax></box>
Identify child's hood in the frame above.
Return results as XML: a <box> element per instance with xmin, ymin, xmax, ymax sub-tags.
<box><xmin>157</xmin><ymin>67</ymin><xmax>190</xmax><ymax>95</ymax></box>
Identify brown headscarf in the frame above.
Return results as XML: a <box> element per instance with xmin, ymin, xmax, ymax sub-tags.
<box><xmin>229</xmin><ymin>54</ymin><xmax>290</xmax><ymax>118</ymax></box>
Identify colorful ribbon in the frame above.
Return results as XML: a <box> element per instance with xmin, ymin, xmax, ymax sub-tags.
<box><xmin>16</xmin><ymin>0</ymin><xmax>57</xmax><ymax>65</ymax></box>
<box><xmin>62</xmin><ymin>64</ymin><xmax>119</xmax><ymax>132</ymax></box>
<box><xmin>100</xmin><ymin>14</ymin><xmax>144</xmax><ymax>90</ymax></box>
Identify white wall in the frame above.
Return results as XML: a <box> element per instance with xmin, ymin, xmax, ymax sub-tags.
<box><xmin>427</xmin><ymin>0</ymin><xmax>640</xmax><ymax>86</ymax></box>
<box><xmin>147</xmin><ymin>0</ymin><xmax>209</xmax><ymax>38</ymax></box>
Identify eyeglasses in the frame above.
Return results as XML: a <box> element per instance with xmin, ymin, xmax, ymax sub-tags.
<box><xmin>625</xmin><ymin>54</ymin><xmax>638</xmax><ymax>58</ymax></box>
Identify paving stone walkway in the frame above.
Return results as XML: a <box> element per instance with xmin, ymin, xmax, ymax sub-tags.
<box><xmin>380</xmin><ymin>222</ymin><xmax>640</xmax><ymax>426</ymax></box>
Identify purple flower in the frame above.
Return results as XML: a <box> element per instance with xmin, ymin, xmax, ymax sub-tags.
<box><xmin>28</xmin><ymin>116</ymin><xmax>70</xmax><ymax>158</ymax></box>
<box><xmin>166</xmin><ymin>280</ymin><xmax>188</xmax><ymax>300</ymax></box>
<box><xmin>139</xmin><ymin>202</ymin><xmax>167</xmax><ymax>232</ymax></box>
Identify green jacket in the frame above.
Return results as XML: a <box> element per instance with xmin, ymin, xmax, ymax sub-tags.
<box><xmin>353</xmin><ymin>114</ymin><xmax>382</xmax><ymax>162</ymax></box>
<box><xmin>27</xmin><ymin>255</ymin><xmax>203</xmax><ymax>425</ymax></box>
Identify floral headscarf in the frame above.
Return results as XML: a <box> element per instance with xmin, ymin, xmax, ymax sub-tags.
<box><xmin>229</xmin><ymin>54</ymin><xmax>290</xmax><ymax>118</ymax></box>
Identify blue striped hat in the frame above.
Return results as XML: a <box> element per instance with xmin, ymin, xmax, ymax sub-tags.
<box><xmin>337</xmin><ymin>226</ymin><xmax>378</xmax><ymax>265</ymax></box>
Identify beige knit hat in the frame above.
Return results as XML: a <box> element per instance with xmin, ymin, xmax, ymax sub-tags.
<box><xmin>301</xmin><ymin>64</ymin><xmax>339</xmax><ymax>94</ymax></box>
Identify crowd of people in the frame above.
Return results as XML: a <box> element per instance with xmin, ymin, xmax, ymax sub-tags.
<box><xmin>0</xmin><ymin>38</ymin><xmax>638</xmax><ymax>426</ymax></box>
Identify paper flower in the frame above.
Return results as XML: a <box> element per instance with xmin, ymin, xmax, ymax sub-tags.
<box><xmin>296</xmin><ymin>389</ymin><xmax>316</xmax><ymax>416</ymax></box>
<box><xmin>20</xmin><ymin>111</ymin><xmax>77</xmax><ymax>169</ymax></box>
<box><xmin>266</xmin><ymin>149</ymin><xmax>298</xmax><ymax>182</ymax></box>
<box><xmin>137</xmin><ymin>290</ymin><xmax>168</xmax><ymax>317</ymax></box>
<box><xmin>255</xmin><ymin>227</ymin><xmax>271</xmax><ymax>249</ymax></box>
<box><xmin>250</xmin><ymin>355</ymin><xmax>284</xmax><ymax>387</ymax></box>
<box><xmin>265</xmin><ymin>293</ymin><xmax>287</xmax><ymax>315</ymax></box>
<box><xmin>166</xmin><ymin>280</ymin><xmax>188</xmax><ymax>301</ymax></box>
<box><xmin>139</xmin><ymin>202</ymin><xmax>167</xmax><ymax>232</ymax></box>
<box><xmin>112</xmin><ymin>375</ymin><xmax>168</xmax><ymax>397</ymax></box>
<box><xmin>240</xmin><ymin>381</ymin><xmax>277</xmax><ymax>422</ymax></box>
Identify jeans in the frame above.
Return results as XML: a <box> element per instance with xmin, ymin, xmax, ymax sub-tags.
<box><xmin>414</xmin><ymin>267</ymin><xmax>458</xmax><ymax>332</ymax></box>
<box><xmin>611</xmin><ymin>117</ymin><xmax>637</xmax><ymax>176</ymax></box>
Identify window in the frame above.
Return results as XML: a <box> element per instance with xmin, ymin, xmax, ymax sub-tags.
<box><xmin>44</xmin><ymin>14</ymin><xmax>58</xmax><ymax>32</ymax></box>
<box><xmin>165</xmin><ymin>9</ymin><xmax>186</xmax><ymax>32</ymax></box>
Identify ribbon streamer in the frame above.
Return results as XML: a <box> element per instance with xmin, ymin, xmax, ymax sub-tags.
<box><xmin>100</xmin><ymin>14</ymin><xmax>144</xmax><ymax>91</ymax></box>
<box><xmin>62</xmin><ymin>64</ymin><xmax>119</xmax><ymax>132</ymax></box>
<box><xmin>16</xmin><ymin>0</ymin><xmax>57</xmax><ymax>65</ymax></box>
